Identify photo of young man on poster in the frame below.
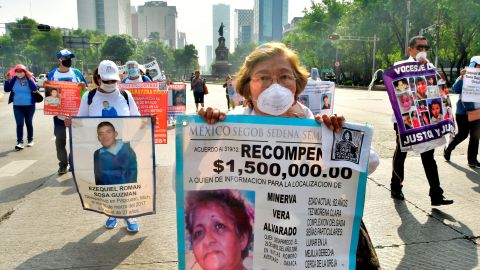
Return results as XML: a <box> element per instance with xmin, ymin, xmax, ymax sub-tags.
<box><xmin>94</xmin><ymin>121</ymin><xmax>138</xmax><ymax>185</ymax></box>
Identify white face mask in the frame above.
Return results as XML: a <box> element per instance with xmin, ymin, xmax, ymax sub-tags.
<box><xmin>16</xmin><ymin>72</ymin><xmax>25</xmax><ymax>78</ymax></box>
<box><xmin>415</xmin><ymin>51</ymin><xmax>428</xmax><ymax>62</ymax></box>
<box><xmin>254</xmin><ymin>83</ymin><xmax>294</xmax><ymax>116</ymax></box>
<box><xmin>100</xmin><ymin>82</ymin><xmax>117</xmax><ymax>92</ymax></box>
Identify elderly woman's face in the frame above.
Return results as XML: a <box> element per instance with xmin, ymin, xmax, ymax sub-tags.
<box><xmin>249</xmin><ymin>54</ymin><xmax>296</xmax><ymax>115</ymax></box>
<box><xmin>191</xmin><ymin>202</ymin><xmax>247</xmax><ymax>270</ymax></box>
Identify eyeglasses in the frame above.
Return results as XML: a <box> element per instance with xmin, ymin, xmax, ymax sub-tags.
<box><xmin>250</xmin><ymin>73</ymin><xmax>296</xmax><ymax>88</ymax></box>
<box><xmin>415</xmin><ymin>45</ymin><xmax>430</xmax><ymax>51</ymax></box>
<box><xmin>101</xmin><ymin>80</ymin><xmax>117</xmax><ymax>84</ymax></box>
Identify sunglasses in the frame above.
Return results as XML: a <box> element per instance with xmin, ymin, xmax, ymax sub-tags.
<box><xmin>101</xmin><ymin>80</ymin><xmax>117</xmax><ymax>84</ymax></box>
<box><xmin>415</xmin><ymin>45</ymin><xmax>431</xmax><ymax>51</ymax></box>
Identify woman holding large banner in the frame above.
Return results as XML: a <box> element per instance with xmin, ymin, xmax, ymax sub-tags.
<box><xmin>197</xmin><ymin>42</ymin><xmax>381</xmax><ymax>269</ymax></box>
<box><xmin>444</xmin><ymin>56</ymin><xmax>480</xmax><ymax>169</ymax></box>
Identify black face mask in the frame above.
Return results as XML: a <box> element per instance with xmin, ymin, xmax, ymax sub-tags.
<box><xmin>61</xmin><ymin>59</ymin><xmax>72</xmax><ymax>67</ymax></box>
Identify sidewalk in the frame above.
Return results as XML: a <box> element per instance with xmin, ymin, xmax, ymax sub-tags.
<box><xmin>0</xmin><ymin>150</ymin><xmax>478</xmax><ymax>269</ymax></box>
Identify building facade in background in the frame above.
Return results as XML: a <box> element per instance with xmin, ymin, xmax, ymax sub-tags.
<box><xmin>135</xmin><ymin>1</ymin><xmax>177</xmax><ymax>48</ymax></box>
<box><xmin>77</xmin><ymin>0</ymin><xmax>131</xmax><ymax>35</ymax></box>
<box><xmin>253</xmin><ymin>0</ymin><xmax>288</xmax><ymax>43</ymax></box>
<box><xmin>212</xmin><ymin>4</ymin><xmax>230</xmax><ymax>50</ymax></box>
<box><xmin>177</xmin><ymin>32</ymin><xmax>186</xmax><ymax>49</ymax></box>
<box><xmin>282</xmin><ymin>17</ymin><xmax>302</xmax><ymax>37</ymax></box>
<box><xmin>131</xmin><ymin>6</ymin><xmax>139</xmax><ymax>38</ymax></box>
<box><xmin>234</xmin><ymin>9</ymin><xmax>253</xmax><ymax>48</ymax></box>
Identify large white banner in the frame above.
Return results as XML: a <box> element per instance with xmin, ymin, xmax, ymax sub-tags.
<box><xmin>461</xmin><ymin>67</ymin><xmax>480</xmax><ymax>103</ymax></box>
<box><xmin>70</xmin><ymin>116</ymin><xmax>156</xmax><ymax>218</ymax></box>
<box><xmin>175</xmin><ymin>115</ymin><xmax>368</xmax><ymax>270</ymax></box>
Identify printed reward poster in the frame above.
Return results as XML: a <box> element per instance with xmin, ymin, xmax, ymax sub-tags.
<box><xmin>383</xmin><ymin>62</ymin><xmax>455</xmax><ymax>147</ymax></box>
<box><xmin>321</xmin><ymin>123</ymin><xmax>373</xmax><ymax>173</ymax></box>
<box><xmin>299</xmin><ymin>80</ymin><xmax>335</xmax><ymax>115</ymax></box>
<box><xmin>461</xmin><ymin>67</ymin><xmax>480</xmax><ymax>103</ymax></box>
<box><xmin>119</xmin><ymin>82</ymin><xmax>168</xmax><ymax>144</ymax></box>
<box><xmin>168</xmin><ymin>83</ymin><xmax>187</xmax><ymax>119</ymax></box>
<box><xmin>70</xmin><ymin>116</ymin><xmax>156</xmax><ymax>218</ymax></box>
<box><xmin>176</xmin><ymin>115</ymin><xmax>367</xmax><ymax>270</ymax></box>
<box><xmin>44</xmin><ymin>80</ymin><xmax>82</xmax><ymax>115</ymax></box>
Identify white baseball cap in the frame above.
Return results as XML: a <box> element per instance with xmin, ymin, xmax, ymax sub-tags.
<box><xmin>98</xmin><ymin>60</ymin><xmax>120</xmax><ymax>81</ymax></box>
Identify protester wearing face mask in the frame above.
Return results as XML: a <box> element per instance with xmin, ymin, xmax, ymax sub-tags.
<box><xmin>72</xmin><ymin>60</ymin><xmax>141</xmax><ymax>232</ymax></box>
<box><xmin>121</xmin><ymin>60</ymin><xmax>152</xmax><ymax>83</ymax></box>
<box><xmin>444</xmin><ymin>56</ymin><xmax>480</xmax><ymax>169</ymax></box>
<box><xmin>197</xmin><ymin>42</ymin><xmax>382</xmax><ymax>269</ymax></box>
<box><xmin>47</xmin><ymin>49</ymin><xmax>88</xmax><ymax>175</ymax></box>
<box><xmin>390</xmin><ymin>36</ymin><xmax>453</xmax><ymax>206</ymax></box>
<box><xmin>4</xmin><ymin>64</ymin><xmax>39</xmax><ymax>150</ymax></box>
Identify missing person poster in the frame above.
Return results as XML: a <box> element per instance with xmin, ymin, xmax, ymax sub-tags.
<box><xmin>321</xmin><ymin>123</ymin><xmax>373</xmax><ymax>173</ymax></box>
<box><xmin>175</xmin><ymin>115</ymin><xmax>367</xmax><ymax>270</ymax></box>
<box><xmin>44</xmin><ymin>80</ymin><xmax>82</xmax><ymax>115</ymax></box>
<box><xmin>119</xmin><ymin>82</ymin><xmax>168</xmax><ymax>144</ymax></box>
<box><xmin>168</xmin><ymin>83</ymin><xmax>187</xmax><ymax>119</ymax></box>
<box><xmin>70</xmin><ymin>116</ymin><xmax>156</xmax><ymax>218</ymax></box>
<box><xmin>460</xmin><ymin>67</ymin><xmax>480</xmax><ymax>103</ymax></box>
<box><xmin>299</xmin><ymin>81</ymin><xmax>335</xmax><ymax>115</ymax></box>
<box><xmin>383</xmin><ymin>62</ymin><xmax>455</xmax><ymax>147</ymax></box>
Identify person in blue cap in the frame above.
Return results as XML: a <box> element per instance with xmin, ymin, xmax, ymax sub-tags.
<box><xmin>444</xmin><ymin>55</ymin><xmax>480</xmax><ymax>169</ymax></box>
<box><xmin>47</xmin><ymin>49</ymin><xmax>88</xmax><ymax>175</ymax></box>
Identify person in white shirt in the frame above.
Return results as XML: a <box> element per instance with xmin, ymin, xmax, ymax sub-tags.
<box><xmin>390</xmin><ymin>36</ymin><xmax>453</xmax><ymax>206</ymax></box>
<box><xmin>70</xmin><ymin>60</ymin><xmax>142</xmax><ymax>232</ymax></box>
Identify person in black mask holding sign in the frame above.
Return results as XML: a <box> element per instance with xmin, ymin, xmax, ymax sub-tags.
<box><xmin>47</xmin><ymin>49</ymin><xmax>88</xmax><ymax>175</ymax></box>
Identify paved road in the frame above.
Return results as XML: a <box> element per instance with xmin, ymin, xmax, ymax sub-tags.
<box><xmin>0</xmin><ymin>85</ymin><xmax>478</xmax><ymax>269</ymax></box>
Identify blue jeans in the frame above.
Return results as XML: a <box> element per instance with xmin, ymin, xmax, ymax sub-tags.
<box><xmin>13</xmin><ymin>105</ymin><xmax>35</xmax><ymax>144</ymax></box>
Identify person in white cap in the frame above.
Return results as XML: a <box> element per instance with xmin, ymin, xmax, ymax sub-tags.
<box><xmin>73</xmin><ymin>60</ymin><xmax>142</xmax><ymax>232</ymax></box>
<box><xmin>444</xmin><ymin>55</ymin><xmax>480</xmax><ymax>169</ymax></box>
<box><xmin>48</xmin><ymin>49</ymin><xmax>88</xmax><ymax>175</ymax></box>
<box><xmin>121</xmin><ymin>60</ymin><xmax>152</xmax><ymax>83</ymax></box>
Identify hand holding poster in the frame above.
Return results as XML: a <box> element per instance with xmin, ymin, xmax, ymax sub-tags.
<box><xmin>70</xmin><ymin>116</ymin><xmax>156</xmax><ymax>218</ymax></box>
<box><xmin>299</xmin><ymin>80</ymin><xmax>335</xmax><ymax>115</ymax></box>
<box><xmin>119</xmin><ymin>82</ymin><xmax>168</xmax><ymax>144</ymax></box>
<box><xmin>460</xmin><ymin>67</ymin><xmax>480</xmax><ymax>103</ymax></box>
<box><xmin>176</xmin><ymin>115</ymin><xmax>368</xmax><ymax>270</ymax></box>
<box><xmin>383</xmin><ymin>63</ymin><xmax>454</xmax><ymax>147</ymax></box>
<box><xmin>44</xmin><ymin>80</ymin><xmax>82</xmax><ymax>115</ymax></box>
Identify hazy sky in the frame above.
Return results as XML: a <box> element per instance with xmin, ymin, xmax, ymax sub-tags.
<box><xmin>0</xmin><ymin>0</ymin><xmax>319</xmax><ymax>65</ymax></box>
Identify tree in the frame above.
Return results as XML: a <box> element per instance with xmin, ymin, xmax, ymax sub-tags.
<box><xmin>229</xmin><ymin>42</ymin><xmax>258</xmax><ymax>73</ymax></box>
<box><xmin>174</xmin><ymin>44</ymin><xmax>199</xmax><ymax>78</ymax></box>
<box><xmin>8</xmin><ymin>17</ymin><xmax>37</xmax><ymax>45</ymax></box>
<box><xmin>148</xmin><ymin>32</ymin><xmax>160</xmax><ymax>41</ymax></box>
<box><xmin>101</xmin><ymin>34</ymin><xmax>136</xmax><ymax>63</ymax></box>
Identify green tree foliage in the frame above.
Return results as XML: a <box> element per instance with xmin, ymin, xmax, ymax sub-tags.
<box><xmin>284</xmin><ymin>0</ymin><xmax>480</xmax><ymax>85</ymax></box>
<box><xmin>173</xmin><ymin>44</ymin><xmax>199</xmax><ymax>78</ymax></box>
<box><xmin>229</xmin><ymin>42</ymin><xmax>258</xmax><ymax>74</ymax></box>
<box><xmin>101</xmin><ymin>34</ymin><xmax>137</xmax><ymax>63</ymax></box>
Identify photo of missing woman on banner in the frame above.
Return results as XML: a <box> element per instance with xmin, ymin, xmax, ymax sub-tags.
<box><xmin>185</xmin><ymin>189</ymin><xmax>255</xmax><ymax>270</ymax></box>
<box><xmin>70</xmin><ymin>116</ymin><xmax>155</xmax><ymax>217</ymax></box>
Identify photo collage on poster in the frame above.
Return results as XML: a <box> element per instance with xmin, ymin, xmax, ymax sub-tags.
<box><xmin>393</xmin><ymin>74</ymin><xmax>452</xmax><ymax>131</ymax></box>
